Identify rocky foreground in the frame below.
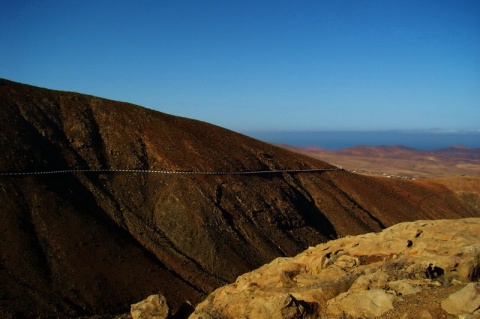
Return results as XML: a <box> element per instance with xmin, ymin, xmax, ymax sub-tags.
<box><xmin>189</xmin><ymin>218</ymin><xmax>480</xmax><ymax>318</ymax></box>
<box><xmin>132</xmin><ymin>218</ymin><xmax>480</xmax><ymax>318</ymax></box>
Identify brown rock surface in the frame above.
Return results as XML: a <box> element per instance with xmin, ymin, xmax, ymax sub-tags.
<box><xmin>190</xmin><ymin>218</ymin><xmax>480</xmax><ymax>319</ymax></box>
<box><xmin>0</xmin><ymin>79</ymin><xmax>478</xmax><ymax>318</ymax></box>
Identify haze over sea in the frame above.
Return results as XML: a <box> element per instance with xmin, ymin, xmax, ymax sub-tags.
<box><xmin>245</xmin><ymin>130</ymin><xmax>480</xmax><ymax>151</ymax></box>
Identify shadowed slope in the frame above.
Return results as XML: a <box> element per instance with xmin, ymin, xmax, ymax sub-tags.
<box><xmin>0</xmin><ymin>79</ymin><xmax>477</xmax><ymax>318</ymax></box>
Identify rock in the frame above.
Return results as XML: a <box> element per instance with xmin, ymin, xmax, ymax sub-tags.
<box><xmin>441</xmin><ymin>282</ymin><xmax>480</xmax><ymax>315</ymax></box>
<box><xmin>131</xmin><ymin>294</ymin><xmax>170</xmax><ymax>319</ymax></box>
<box><xmin>334</xmin><ymin>254</ymin><xmax>359</xmax><ymax>269</ymax></box>
<box><xmin>401</xmin><ymin>309</ymin><xmax>434</xmax><ymax>319</ymax></box>
<box><xmin>349</xmin><ymin>271</ymin><xmax>389</xmax><ymax>291</ymax></box>
<box><xmin>457</xmin><ymin>250</ymin><xmax>480</xmax><ymax>281</ymax></box>
<box><xmin>326</xmin><ymin>289</ymin><xmax>400</xmax><ymax>317</ymax></box>
<box><xmin>189</xmin><ymin>312</ymin><xmax>213</xmax><ymax>319</ymax></box>
<box><xmin>388</xmin><ymin>280</ymin><xmax>422</xmax><ymax>296</ymax></box>
<box><xmin>190</xmin><ymin>293</ymin><xmax>314</xmax><ymax>319</ymax></box>
<box><xmin>189</xmin><ymin>218</ymin><xmax>480</xmax><ymax>319</ymax></box>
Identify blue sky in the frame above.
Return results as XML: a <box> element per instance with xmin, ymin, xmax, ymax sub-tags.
<box><xmin>1</xmin><ymin>1</ymin><xmax>479</xmax><ymax>133</ymax></box>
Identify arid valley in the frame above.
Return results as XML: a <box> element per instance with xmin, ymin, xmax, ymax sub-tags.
<box><xmin>1</xmin><ymin>79</ymin><xmax>479</xmax><ymax>318</ymax></box>
<box><xmin>280</xmin><ymin>144</ymin><xmax>480</xmax><ymax>179</ymax></box>
<box><xmin>280</xmin><ymin>144</ymin><xmax>480</xmax><ymax>218</ymax></box>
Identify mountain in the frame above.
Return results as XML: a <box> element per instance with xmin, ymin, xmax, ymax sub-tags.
<box><xmin>0</xmin><ymin>79</ymin><xmax>478</xmax><ymax>318</ymax></box>
<box><xmin>280</xmin><ymin>144</ymin><xmax>480</xmax><ymax>178</ymax></box>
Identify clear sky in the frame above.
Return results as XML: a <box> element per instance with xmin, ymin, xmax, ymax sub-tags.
<box><xmin>1</xmin><ymin>1</ymin><xmax>479</xmax><ymax>133</ymax></box>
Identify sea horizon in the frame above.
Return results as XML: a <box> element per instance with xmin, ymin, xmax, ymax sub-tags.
<box><xmin>243</xmin><ymin>130</ymin><xmax>480</xmax><ymax>151</ymax></box>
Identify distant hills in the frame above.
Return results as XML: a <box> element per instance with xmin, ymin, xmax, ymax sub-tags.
<box><xmin>280</xmin><ymin>144</ymin><xmax>480</xmax><ymax>178</ymax></box>
<box><xmin>0</xmin><ymin>79</ymin><xmax>478</xmax><ymax>318</ymax></box>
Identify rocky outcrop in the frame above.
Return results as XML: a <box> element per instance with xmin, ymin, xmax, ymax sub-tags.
<box><xmin>190</xmin><ymin>218</ymin><xmax>480</xmax><ymax>318</ymax></box>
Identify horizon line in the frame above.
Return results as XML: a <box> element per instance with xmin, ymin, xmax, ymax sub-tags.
<box><xmin>241</xmin><ymin>129</ymin><xmax>480</xmax><ymax>134</ymax></box>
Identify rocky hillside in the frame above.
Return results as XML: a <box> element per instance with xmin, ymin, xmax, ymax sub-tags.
<box><xmin>190</xmin><ymin>218</ymin><xmax>480</xmax><ymax>319</ymax></box>
<box><xmin>0</xmin><ymin>79</ymin><xmax>478</xmax><ymax>318</ymax></box>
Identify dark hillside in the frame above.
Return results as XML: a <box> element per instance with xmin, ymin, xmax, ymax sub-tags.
<box><xmin>0</xmin><ymin>79</ymin><xmax>477</xmax><ymax>318</ymax></box>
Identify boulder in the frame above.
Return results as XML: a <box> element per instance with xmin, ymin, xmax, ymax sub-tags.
<box><xmin>349</xmin><ymin>271</ymin><xmax>389</xmax><ymax>291</ymax></box>
<box><xmin>388</xmin><ymin>280</ymin><xmax>422</xmax><ymax>296</ymax></box>
<box><xmin>326</xmin><ymin>289</ymin><xmax>400</xmax><ymax>317</ymax></box>
<box><xmin>441</xmin><ymin>282</ymin><xmax>480</xmax><ymax>315</ymax></box>
<box><xmin>400</xmin><ymin>309</ymin><xmax>434</xmax><ymax>319</ymax></box>
<box><xmin>131</xmin><ymin>294</ymin><xmax>170</xmax><ymax>319</ymax></box>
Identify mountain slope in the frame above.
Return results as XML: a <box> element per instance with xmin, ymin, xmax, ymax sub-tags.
<box><xmin>0</xmin><ymin>79</ymin><xmax>477</xmax><ymax>318</ymax></box>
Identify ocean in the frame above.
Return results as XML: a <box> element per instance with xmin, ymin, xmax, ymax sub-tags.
<box><xmin>243</xmin><ymin>131</ymin><xmax>480</xmax><ymax>150</ymax></box>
